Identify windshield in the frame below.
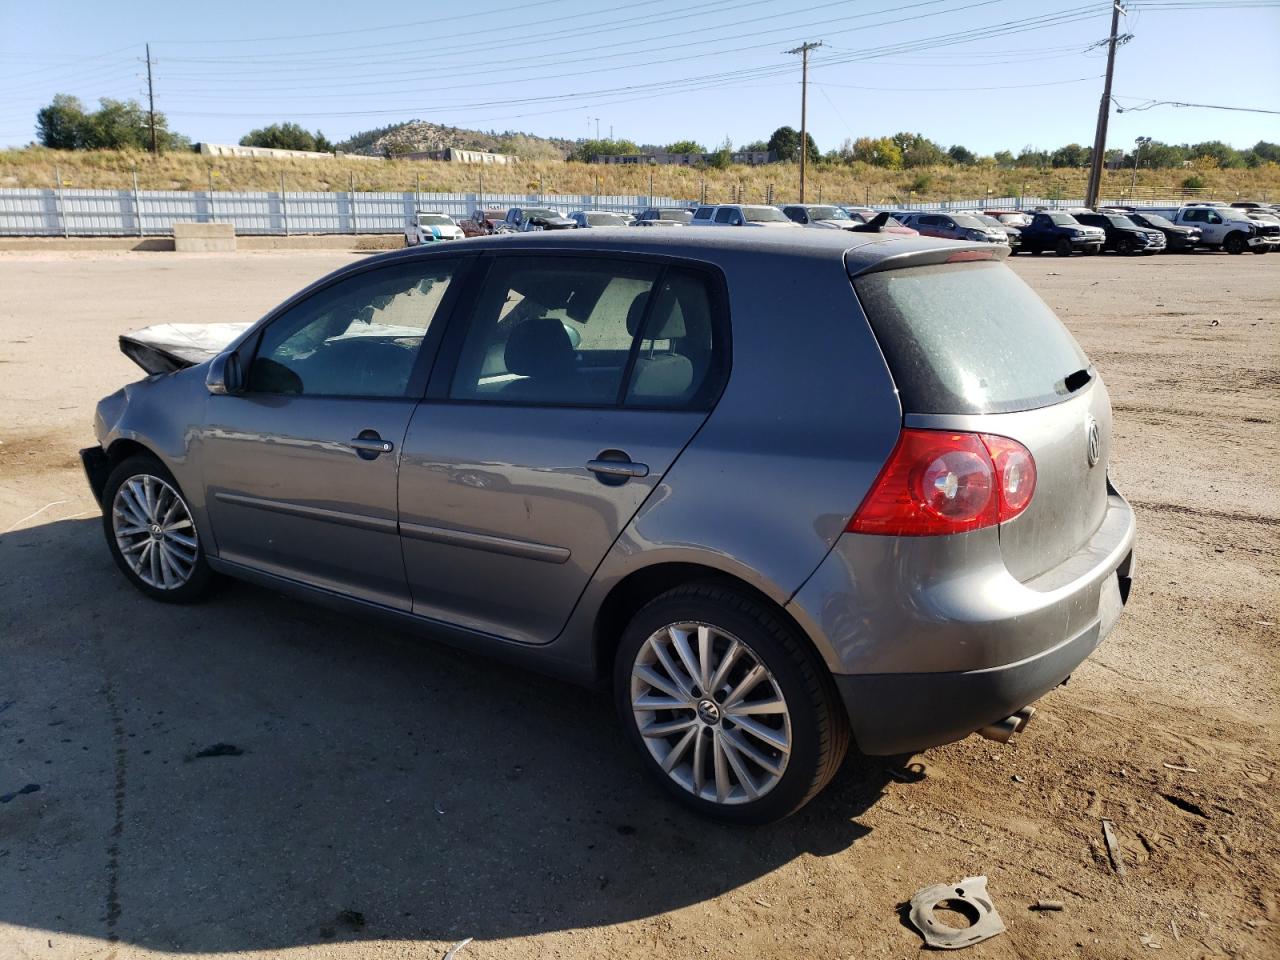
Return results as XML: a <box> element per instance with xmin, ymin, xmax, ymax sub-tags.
<box><xmin>1135</xmin><ymin>213</ymin><xmax>1173</xmax><ymax>228</ymax></box>
<box><xmin>997</xmin><ymin>213</ymin><xmax>1031</xmax><ymax>226</ymax></box>
<box><xmin>1107</xmin><ymin>215</ymin><xmax>1139</xmax><ymax>229</ymax></box>
<box><xmin>586</xmin><ymin>213</ymin><xmax>627</xmax><ymax>226</ymax></box>
<box><xmin>1048</xmin><ymin>213</ymin><xmax>1078</xmax><ymax>226</ymax></box>
<box><xmin>657</xmin><ymin>209</ymin><xmax>694</xmax><ymax>223</ymax></box>
<box><xmin>854</xmin><ymin>261</ymin><xmax>1091</xmax><ymax>415</ymax></box>
<box><xmin>524</xmin><ymin>209</ymin><xmax>562</xmax><ymax>220</ymax></box>
<box><xmin>973</xmin><ymin>214</ymin><xmax>1004</xmax><ymax>229</ymax></box>
<box><xmin>744</xmin><ymin>206</ymin><xmax>789</xmax><ymax>223</ymax></box>
<box><xmin>807</xmin><ymin>206</ymin><xmax>851</xmax><ymax>221</ymax></box>
<box><xmin>952</xmin><ymin>214</ymin><xmax>985</xmax><ymax>229</ymax></box>
<box><xmin>417</xmin><ymin>214</ymin><xmax>452</xmax><ymax>225</ymax></box>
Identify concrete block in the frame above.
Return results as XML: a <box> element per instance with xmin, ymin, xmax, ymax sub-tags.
<box><xmin>173</xmin><ymin>222</ymin><xmax>236</xmax><ymax>252</ymax></box>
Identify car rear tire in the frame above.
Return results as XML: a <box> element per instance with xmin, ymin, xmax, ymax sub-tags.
<box><xmin>614</xmin><ymin>583</ymin><xmax>849</xmax><ymax>824</ymax></box>
<box><xmin>1224</xmin><ymin>232</ymin><xmax>1247</xmax><ymax>255</ymax></box>
<box><xmin>101</xmin><ymin>454</ymin><xmax>213</xmax><ymax>603</ymax></box>
<box><xmin>1055</xmin><ymin>237</ymin><xmax>1072</xmax><ymax>257</ymax></box>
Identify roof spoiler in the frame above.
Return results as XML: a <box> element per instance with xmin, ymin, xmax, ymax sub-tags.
<box><xmin>847</xmin><ymin>241</ymin><xmax>1010</xmax><ymax>278</ymax></box>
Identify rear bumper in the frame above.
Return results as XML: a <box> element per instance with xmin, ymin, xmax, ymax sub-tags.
<box><xmin>80</xmin><ymin>445</ymin><xmax>110</xmax><ymax>506</ymax></box>
<box><xmin>788</xmin><ymin>491</ymin><xmax>1135</xmax><ymax>755</ymax></box>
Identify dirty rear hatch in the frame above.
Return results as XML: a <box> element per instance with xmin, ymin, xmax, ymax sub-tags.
<box><xmin>850</xmin><ymin>257</ymin><xmax>1109</xmax><ymax>581</ymax></box>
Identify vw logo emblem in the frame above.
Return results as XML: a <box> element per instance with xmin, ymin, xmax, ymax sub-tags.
<box><xmin>1085</xmin><ymin>416</ymin><xmax>1101</xmax><ymax>468</ymax></box>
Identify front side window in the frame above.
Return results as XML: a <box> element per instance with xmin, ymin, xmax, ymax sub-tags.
<box><xmin>713</xmin><ymin>207</ymin><xmax>735</xmax><ymax>224</ymax></box>
<box><xmin>248</xmin><ymin>262</ymin><xmax>455</xmax><ymax>397</ymax></box>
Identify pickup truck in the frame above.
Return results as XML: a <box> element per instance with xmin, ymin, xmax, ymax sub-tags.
<box><xmin>1018</xmin><ymin>211</ymin><xmax>1105</xmax><ymax>256</ymax></box>
<box><xmin>1168</xmin><ymin>205</ymin><xmax>1277</xmax><ymax>254</ymax></box>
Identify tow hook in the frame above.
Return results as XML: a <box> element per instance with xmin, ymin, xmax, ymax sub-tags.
<box><xmin>977</xmin><ymin>706</ymin><xmax>1036</xmax><ymax>744</ymax></box>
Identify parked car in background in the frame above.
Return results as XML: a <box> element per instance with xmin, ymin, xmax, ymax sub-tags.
<box><xmin>569</xmin><ymin>211</ymin><xmax>631</xmax><ymax>229</ymax></box>
<box><xmin>461</xmin><ymin>209</ymin><xmax>509</xmax><ymax>236</ymax></box>
<box><xmin>1229</xmin><ymin>201</ymin><xmax>1267</xmax><ymax>210</ymax></box>
<box><xmin>986</xmin><ymin>211</ymin><xmax>1034</xmax><ymax>230</ymax></box>
<box><xmin>633</xmin><ymin>207</ymin><xmax>695</xmax><ymax>226</ymax></box>
<box><xmin>839</xmin><ymin>206</ymin><xmax>876</xmax><ymax>223</ymax></box>
<box><xmin>1169</xmin><ymin>205</ymin><xmax>1276</xmax><ymax>254</ymax></box>
<box><xmin>504</xmin><ymin>207</ymin><xmax>576</xmax><ymax>232</ymax></box>
<box><xmin>850</xmin><ymin>212</ymin><xmax>919</xmax><ymax>236</ymax></box>
<box><xmin>1111</xmin><ymin>210</ymin><xmax>1201</xmax><ymax>252</ymax></box>
<box><xmin>898</xmin><ymin>212</ymin><xmax>1007</xmax><ymax>245</ymax></box>
<box><xmin>1074</xmin><ymin>212</ymin><xmax>1166</xmax><ymax>255</ymax></box>
<box><xmin>404</xmin><ymin>211</ymin><xmax>464</xmax><ymax>246</ymax></box>
<box><xmin>688</xmin><ymin>204</ymin><xmax>799</xmax><ymax>228</ymax></box>
<box><xmin>781</xmin><ymin>204</ymin><xmax>859</xmax><ymax>230</ymax></box>
<box><xmin>1018</xmin><ymin>212</ymin><xmax>1105</xmax><ymax>256</ymax></box>
<box><xmin>970</xmin><ymin>213</ymin><xmax>1021</xmax><ymax>251</ymax></box>
<box><xmin>83</xmin><ymin>228</ymin><xmax>1135</xmax><ymax>823</ymax></box>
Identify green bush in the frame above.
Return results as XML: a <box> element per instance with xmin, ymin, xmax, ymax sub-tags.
<box><xmin>1181</xmin><ymin>174</ymin><xmax>1207</xmax><ymax>189</ymax></box>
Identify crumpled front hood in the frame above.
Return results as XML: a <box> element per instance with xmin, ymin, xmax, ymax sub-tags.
<box><xmin>119</xmin><ymin>322</ymin><xmax>251</xmax><ymax>374</ymax></box>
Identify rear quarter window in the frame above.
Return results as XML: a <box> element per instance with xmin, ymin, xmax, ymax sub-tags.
<box><xmin>853</xmin><ymin>261</ymin><xmax>1091</xmax><ymax>415</ymax></box>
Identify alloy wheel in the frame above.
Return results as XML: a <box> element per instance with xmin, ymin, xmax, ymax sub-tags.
<box><xmin>111</xmin><ymin>474</ymin><xmax>199</xmax><ymax>590</ymax></box>
<box><xmin>630</xmin><ymin>622</ymin><xmax>792</xmax><ymax>805</ymax></box>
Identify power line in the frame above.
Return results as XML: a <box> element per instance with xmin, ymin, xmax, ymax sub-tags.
<box><xmin>1116</xmin><ymin>98</ymin><xmax>1280</xmax><ymax>115</ymax></box>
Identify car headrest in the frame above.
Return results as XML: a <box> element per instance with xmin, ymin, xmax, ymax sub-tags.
<box><xmin>505</xmin><ymin>316</ymin><xmax>575</xmax><ymax>379</ymax></box>
<box><xmin>626</xmin><ymin>287</ymin><xmax>687</xmax><ymax>339</ymax></box>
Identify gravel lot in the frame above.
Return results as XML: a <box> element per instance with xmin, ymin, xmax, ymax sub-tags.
<box><xmin>1</xmin><ymin>248</ymin><xmax>1276</xmax><ymax>960</ymax></box>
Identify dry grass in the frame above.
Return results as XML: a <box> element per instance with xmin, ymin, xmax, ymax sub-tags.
<box><xmin>3</xmin><ymin>147</ymin><xmax>1277</xmax><ymax>204</ymax></box>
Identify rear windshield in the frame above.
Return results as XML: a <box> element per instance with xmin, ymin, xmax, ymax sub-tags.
<box><xmin>853</xmin><ymin>261</ymin><xmax>1091</xmax><ymax>415</ymax></box>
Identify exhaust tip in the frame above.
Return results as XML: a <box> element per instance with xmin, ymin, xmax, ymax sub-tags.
<box><xmin>976</xmin><ymin>706</ymin><xmax>1036</xmax><ymax>744</ymax></box>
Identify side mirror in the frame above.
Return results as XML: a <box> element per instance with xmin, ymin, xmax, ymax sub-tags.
<box><xmin>732</xmin><ymin>218</ymin><xmax>743</xmax><ymax>226</ymax></box>
<box><xmin>207</xmin><ymin>351</ymin><xmax>245</xmax><ymax>396</ymax></box>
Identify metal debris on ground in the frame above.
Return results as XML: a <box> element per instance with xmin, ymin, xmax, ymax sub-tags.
<box><xmin>1030</xmin><ymin>900</ymin><xmax>1064</xmax><ymax>911</ymax></box>
<box><xmin>1102</xmin><ymin>819</ymin><xmax>1127</xmax><ymax>876</ymax></box>
<box><xmin>907</xmin><ymin>875</ymin><xmax>1006</xmax><ymax>950</ymax></box>
<box><xmin>443</xmin><ymin>936</ymin><xmax>473</xmax><ymax>959</ymax></box>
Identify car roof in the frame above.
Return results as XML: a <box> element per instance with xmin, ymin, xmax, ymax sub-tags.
<box><xmin>362</xmin><ymin>225</ymin><xmax>1003</xmax><ymax>275</ymax></box>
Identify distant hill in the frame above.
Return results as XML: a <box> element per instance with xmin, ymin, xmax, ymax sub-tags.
<box><xmin>337</xmin><ymin>120</ymin><xmax>574</xmax><ymax>161</ymax></box>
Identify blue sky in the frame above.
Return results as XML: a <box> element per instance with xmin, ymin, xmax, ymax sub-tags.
<box><xmin>2</xmin><ymin>0</ymin><xmax>1277</xmax><ymax>153</ymax></box>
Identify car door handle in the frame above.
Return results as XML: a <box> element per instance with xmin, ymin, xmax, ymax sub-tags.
<box><xmin>586</xmin><ymin>458</ymin><xmax>649</xmax><ymax>479</ymax></box>
<box><xmin>349</xmin><ymin>435</ymin><xmax>394</xmax><ymax>455</ymax></box>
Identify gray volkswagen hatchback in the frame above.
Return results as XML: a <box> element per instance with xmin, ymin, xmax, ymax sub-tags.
<box><xmin>83</xmin><ymin>230</ymin><xmax>1135</xmax><ymax>823</ymax></box>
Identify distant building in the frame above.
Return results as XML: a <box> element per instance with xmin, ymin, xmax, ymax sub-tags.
<box><xmin>593</xmin><ymin>150</ymin><xmax>776</xmax><ymax>166</ymax></box>
<box><xmin>195</xmin><ymin>142</ymin><xmax>337</xmax><ymax>160</ymax></box>
<box><xmin>402</xmin><ymin>148</ymin><xmax>516</xmax><ymax>165</ymax></box>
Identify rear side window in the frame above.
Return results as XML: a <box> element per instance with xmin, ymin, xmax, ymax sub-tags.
<box><xmin>853</xmin><ymin>261</ymin><xmax>1090</xmax><ymax>415</ymax></box>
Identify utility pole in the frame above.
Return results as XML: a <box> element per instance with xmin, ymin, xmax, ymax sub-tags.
<box><xmin>785</xmin><ymin>41</ymin><xmax>822</xmax><ymax>202</ymax></box>
<box><xmin>1130</xmin><ymin>135</ymin><xmax>1151</xmax><ymax>195</ymax></box>
<box><xmin>1085</xmin><ymin>2</ymin><xmax>1124</xmax><ymax>207</ymax></box>
<box><xmin>145</xmin><ymin>43</ymin><xmax>158</xmax><ymax>155</ymax></box>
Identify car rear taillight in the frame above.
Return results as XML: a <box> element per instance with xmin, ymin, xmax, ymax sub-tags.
<box><xmin>847</xmin><ymin>429</ymin><xmax>1036</xmax><ymax>536</ymax></box>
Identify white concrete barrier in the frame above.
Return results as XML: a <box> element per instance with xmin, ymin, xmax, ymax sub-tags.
<box><xmin>173</xmin><ymin>222</ymin><xmax>236</xmax><ymax>252</ymax></box>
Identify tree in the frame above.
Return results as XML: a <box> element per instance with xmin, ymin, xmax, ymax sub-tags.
<box><xmin>569</xmin><ymin>137</ymin><xmax>640</xmax><ymax>162</ymax></box>
<box><xmin>36</xmin><ymin>94</ymin><xmax>184</xmax><ymax>151</ymax></box>
<box><xmin>741</xmin><ymin>140</ymin><xmax>768</xmax><ymax>151</ymax></box>
<box><xmin>666</xmin><ymin>139</ymin><xmax>705</xmax><ymax>154</ymax></box>
<box><xmin>36</xmin><ymin>94</ymin><xmax>89</xmax><ymax>149</ymax></box>
<box><xmin>851</xmin><ymin>136</ymin><xmax>902</xmax><ymax>169</ymax></box>
<box><xmin>947</xmin><ymin>144</ymin><xmax>976</xmax><ymax>165</ymax></box>
<box><xmin>892</xmin><ymin>131</ymin><xmax>946</xmax><ymax>168</ymax></box>
<box><xmin>1189</xmin><ymin>140</ymin><xmax>1242</xmax><ymax>169</ymax></box>
<box><xmin>767</xmin><ymin>125</ymin><xmax>818</xmax><ymax>163</ymax></box>
<box><xmin>1050</xmin><ymin>143</ymin><xmax>1086</xmax><ymax>168</ymax></box>
<box><xmin>705</xmin><ymin>137</ymin><xmax>733</xmax><ymax>170</ymax></box>
<box><xmin>240</xmin><ymin>122</ymin><xmax>324</xmax><ymax>151</ymax></box>
<box><xmin>1015</xmin><ymin>145</ymin><xmax>1050</xmax><ymax>169</ymax></box>
<box><xmin>993</xmin><ymin>150</ymin><xmax>1015</xmax><ymax>168</ymax></box>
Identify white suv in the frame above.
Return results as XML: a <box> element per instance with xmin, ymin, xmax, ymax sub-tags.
<box><xmin>689</xmin><ymin>205</ymin><xmax>800</xmax><ymax>228</ymax></box>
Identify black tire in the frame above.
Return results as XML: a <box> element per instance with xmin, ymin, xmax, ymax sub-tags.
<box><xmin>101</xmin><ymin>454</ymin><xmax>213</xmax><ymax>603</ymax></box>
<box><xmin>1224</xmin><ymin>232</ymin><xmax>1247</xmax><ymax>255</ymax></box>
<box><xmin>1029</xmin><ymin>246</ymin><xmax>1042</xmax><ymax>256</ymax></box>
<box><xmin>1117</xmin><ymin>237</ymin><xmax>1132</xmax><ymax>256</ymax></box>
<box><xmin>1252</xmin><ymin>245</ymin><xmax>1269</xmax><ymax>255</ymax></box>
<box><xmin>614</xmin><ymin>582</ymin><xmax>849</xmax><ymax>824</ymax></box>
<box><xmin>1054</xmin><ymin>237</ymin><xmax>1072</xmax><ymax>257</ymax></box>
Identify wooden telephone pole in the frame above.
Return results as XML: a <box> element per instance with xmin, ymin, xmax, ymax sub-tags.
<box><xmin>1085</xmin><ymin>3</ymin><xmax>1124</xmax><ymax>207</ymax></box>
<box><xmin>785</xmin><ymin>41</ymin><xmax>822</xmax><ymax>203</ymax></box>
<box><xmin>145</xmin><ymin>43</ymin><xmax>158</xmax><ymax>155</ymax></box>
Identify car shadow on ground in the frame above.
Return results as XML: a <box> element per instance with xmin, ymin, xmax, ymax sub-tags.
<box><xmin>0</xmin><ymin>518</ymin><xmax>892</xmax><ymax>953</ymax></box>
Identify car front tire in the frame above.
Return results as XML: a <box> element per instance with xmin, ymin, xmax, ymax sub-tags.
<box><xmin>614</xmin><ymin>583</ymin><xmax>849</xmax><ymax>824</ymax></box>
<box><xmin>1055</xmin><ymin>237</ymin><xmax>1073</xmax><ymax>257</ymax></box>
<box><xmin>1224</xmin><ymin>232</ymin><xmax>1247</xmax><ymax>255</ymax></box>
<box><xmin>101</xmin><ymin>454</ymin><xmax>213</xmax><ymax>603</ymax></box>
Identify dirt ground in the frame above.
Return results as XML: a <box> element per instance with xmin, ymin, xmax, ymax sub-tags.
<box><xmin>0</xmin><ymin>247</ymin><xmax>1276</xmax><ymax>960</ymax></box>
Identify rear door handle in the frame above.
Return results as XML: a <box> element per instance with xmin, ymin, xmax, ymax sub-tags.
<box><xmin>349</xmin><ymin>434</ymin><xmax>394</xmax><ymax>458</ymax></box>
<box><xmin>586</xmin><ymin>458</ymin><xmax>649</xmax><ymax>480</ymax></box>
